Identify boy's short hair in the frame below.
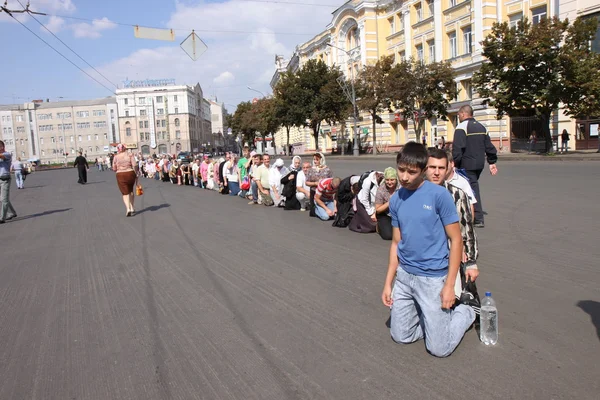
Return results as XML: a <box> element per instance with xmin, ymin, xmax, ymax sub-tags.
<box><xmin>428</xmin><ymin>148</ymin><xmax>449</xmax><ymax>164</ymax></box>
<box><xmin>396</xmin><ymin>142</ymin><xmax>428</xmax><ymax>170</ymax></box>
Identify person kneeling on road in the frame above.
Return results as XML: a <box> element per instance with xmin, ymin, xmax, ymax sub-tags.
<box><xmin>314</xmin><ymin>177</ymin><xmax>340</xmax><ymax>221</ymax></box>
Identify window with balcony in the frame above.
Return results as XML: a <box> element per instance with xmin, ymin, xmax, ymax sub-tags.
<box><xmin>428</xmin><ymin>40</ymin><xmax>435</xmax><ymax>63</ymax></box>
<box><xmin>388</xmin><ymin>17</ymin><xmax>395</xmax><ymax>35</ymax></box>
<box><xmin>462</xmin><ymin>26</ymin><xmax>472</xmax><ymax>54</ymax></box>
<box><xmin>449</xmin><ymin>31</ymin><xmax>457</xmax><ymax>58</ymax></box>
<box><xmin>509</xmin><ymin>13</ymin><xmax>523</xmax><ymax>29</ymax></box>
<box><xmin>532</xmin><ymin>6</ymin><xmax>547</xmax><ymax>25</ymax></box>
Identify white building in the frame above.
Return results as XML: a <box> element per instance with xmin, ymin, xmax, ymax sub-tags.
<box><xmin>115</xmin><ymin>81</ymin><xmax>211</xmax><ymax>155</ymax></box>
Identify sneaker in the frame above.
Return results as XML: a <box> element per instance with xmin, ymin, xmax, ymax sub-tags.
<box><xmin>460</xmin><ymin>290</ymin><xmax>481</xmax><ymax>315</ymax></box>
<box><xmin>6</xmin><ymin>214</ymin><xmax>17</xmax><ymax>220</ymax></box>
<box><xmin>300</xmin><ymin>208</ymin><xmax>306</xmax><ymax>212</ymax></box>
<box><xmin>474</xmin><ymin>221</ymin><xmax>485</xmax><ymax>228</ymax></box>
<box><xmin>248</xmin><ymin>201</ymin><xmax>255</xmax><ymax>205</ymax></box>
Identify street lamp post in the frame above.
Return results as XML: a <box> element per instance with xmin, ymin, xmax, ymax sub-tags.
<box><xmin>327</xmin><ymin>43</ymin><xmax>360</xmax><ymax>157</ymax></box>
<box><xmin>247</xmin><ymin>86</ymin><xmax>266</xmax><ymax>98</ymax></box>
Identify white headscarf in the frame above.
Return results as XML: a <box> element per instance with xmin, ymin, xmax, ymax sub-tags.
<box><xmin>290</xmin><ymin>156</ymin><xmax>302</xmax><ymax>171</ymax></box>
<box><xmin>313</xmin><ymin>152</ymin><xmax>326</xmax><ymax>167</ymax></box>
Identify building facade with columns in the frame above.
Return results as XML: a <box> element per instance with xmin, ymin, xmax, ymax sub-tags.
<box><xmin>115</xmin><ymin>82</ymin><xmax>211</xmax><ymax>156</ymax></box>
<box><xmin>0</xmin><ymin>98</ymin><xmax>119</xmax><ymax>164</ymax></box>
<box><xmin>272</xmin><ymin>0</ymin><xmax>596</xmax><ymax>153</ymax></box>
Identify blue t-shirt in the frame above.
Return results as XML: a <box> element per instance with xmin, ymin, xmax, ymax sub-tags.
<box><xmin>390</xmin><ymin>180</ymin><xmax>459</xmax><ymax>277</ymax></box>
<box><xmin>0</xmin><ymin>152</ymin><xmax>12</xmax><ymax>177</ymax></box>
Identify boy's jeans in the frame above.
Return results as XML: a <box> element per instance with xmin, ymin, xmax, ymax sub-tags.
<box><xmin>390</xmin><ymin>267</ymin><xmax>475</xmax><ymax>358</ymax></box>
<box><xmin>314</xmin><ymin>201</ymin><xmax>334</xmax><ymax>220</ymax></box>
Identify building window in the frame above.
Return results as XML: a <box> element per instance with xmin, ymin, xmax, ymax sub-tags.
<box><xmin>140</xmin><ymin>109</ymin><xmax>146</xmax><ymax>116</ymax></box>
<box><xmin>93</xmin><ymin>121</ymin><xmax>106</xmax><ymax>128</ymax></box>
<box><xmin>124</xmin><ymin>98</ymin><xmax>128</xmax><ymax>105</ymax></box>
<box><xmin>42</xmin><ymin>150</ymin><xmax>45</xmax><ymax>156</ymax></box>
<box><xmin>428</xmin><ymin>40</ymin><xmax>435</xmax><ymax>63</ymax></box>
<box><xmin>51</xmin><ymin>137</ymin><xmax>55</xmax><ymax>143</ymax></box>
<box><xmin>139</xmin><ymin>97</ymin><xmax>145</xmax><ymax>105</ymax></box>
<box><xmin>140</xmin><ymin>133</ymin><xmax>145</xmax><ymax>141</ymax></box>
<box><xmin>94</xmin><ymin>134</ymin><xmax>98</xmax><ymax>141</ymax></box>
<box><xmin>415</xmin><ymin>3</ymin><xmax>422</xmax><ymax>22</ymax></box>
<box><xmin>76</xmin><ymin>111</ymin><xmax>89</xmax><ymax>118</ymax></box>
<box><xmin>174</xmin><ymin>95</ymin><xmax>178</xmax><ymax>102</ymax></box>
<box><xmin>70</xmin><ymin>136</ymin><xmax>73</xmax><ymax>142</ymax></box>
<box><xmin>175</xmin><ymin>107</ymin><xmax>179</xmax><ymax>114</ymax></box>
<box><xmin>462</xmin><ymin>80</ymin><xmax>473</xmax><ymax>100</ymax></box>
<box><xmin>92</xmin><ymin>110</ymin><xmax>105</xmax><ymax>117</ymax></box>
<box><xmin>175</xmin><ymin>118</ymin><xmax>180</xmax><ymax>127</ymax></box>
<box><xmin>157</xmin><ymin>109</ymin><xmax>164</xmax><ymax>115</ymax></box>
<box><xmin>416</xmin><ymin>44</ymin><xmax>424</xmax><ymax>62</ymax></box>
<box><xmin>125</xmin><ymin>110</ymin><xmax>130</xmax><ymax>117</ymax></box>
<box><xmin>139</xmin><ymin>121</ymin><xmax>144</xmax><ymax>129</ymax></box>
<box><xmin>145</xmin><ymin>133</ymin><xmax>150</xmax><ymax>141</ymax></box>
<box><xmin>40</xmin><ymin>138</ymin><xmax>44</xmax><ymax>144</ymax></box>
<box><xmin>449</xmin><ymin>0</ymin><xmax>456</xmax><ymax>7</ymax></box>
<box><xmin>462</xmin><ymin>26</ymin><xmax>472</xmax><ymax>54</ymax></box>
<box><xmin>76</xmin><ymin>122</ymin><xmax>90</xmax><ymax>129</ymax></box>
<box><xmin>162</xmin><ymin>120</ymin><xmax>166</xmax><ymax>128</ymax></box>
<box><xmin>144</xmin><ymin>121</ymin><xmax>148</xmax><ymax>128</ymax></box>
<box><xmin>16</xmin><ymin>115</ymin><xmax>23</xmax><ymax>122</ymax></box>
<box><xmin>449</xmin><ymin>31</ymin><xmax>457</xmax><ymax>58</ymax></box>
<box><xmin>104</xmin><ymin>133</ymin><xmax>107</xmax><ymax>140</ymax></box>
<box><xmin>509</xmin><ymin>13</ymin><xmax>523</xmax><ymax>29</ymax></box>
<box><xmin>388</xmin><ymin>17</ymin><xmax>395</xmax><ymax>34</ymax></box>
<box><xmin>398</xmin><ymin>51</ymin><xmax>406</xmax><ymax>62</ymax></box>
<box><xmin>38</xmin><ymin>113</ymin><xmax>52</xmax><ymax>120</ymax></box>
<box><xmin>87</xmin><ymin>135</ymin><xmax>91</xmax><ymax>141</ymax></box>
<box><xmin>532</xmin><ymin>6</ymin><xmax>547</xmax><ymax>25</ymax></box>
<box><xmin>427</xmin><ymin>0</ymin><xmax>434</xmax><ymax>18</ymax></box>
<box><xmin>156</xmin><ymin>96</ymin><xmax>163</xmax><ymax>103</ymax></box>
<box><xmin>176</xmin><ymin>130</ymin><xmax>181</xmax><ymax>139</ymax></box>
<box><xmin>126</xmin><ymin>128</ymin><xmax>131</xmax><ymax>137</ymax></box>
<box><xmin>17</xmin><ymin>126</ymin><xmax>25</xmax><ymax>133</ymax></box>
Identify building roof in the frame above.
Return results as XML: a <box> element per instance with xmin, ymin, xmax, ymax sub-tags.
<box><xmin>0</xmin><ymin>97</ymin><xmax>116</xmax><ymax>110</ymax></box>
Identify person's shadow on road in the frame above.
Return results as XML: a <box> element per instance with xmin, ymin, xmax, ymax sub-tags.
<box><xmin>15</xmin><ymin>208</ymin><xmax>71</xmax><ymax>222</ymax></box>
<box><xmin>136</xmin><ymin>203</ymin><xmax>170</xmax><ymax>215</ymax></box>
<box><xmin>577</xmin><ymin>300</ymin><xmax>600</xmax><ymax>341</ymax></box>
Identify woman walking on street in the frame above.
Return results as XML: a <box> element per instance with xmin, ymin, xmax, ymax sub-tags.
<box><xmin>112</xmin><ymin>144</ymin><xmax>139</xmax><ymax>217</ymax></box>
<box><xmin>11</xmin><ymin>157</ymin><xmax>25</xmax><ymax>189</ymax></box>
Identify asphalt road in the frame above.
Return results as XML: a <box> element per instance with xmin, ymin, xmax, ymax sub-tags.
<box><xmin>0</xmin><ymin>160</ymin><xmax>598</xmax><ymax>400</ymax></box>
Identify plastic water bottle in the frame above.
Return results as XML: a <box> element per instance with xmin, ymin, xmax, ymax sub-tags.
<box><xmin>480</xmin><ymin>292</ymin><xmax>498</xmax><ymax>345</ymax></box>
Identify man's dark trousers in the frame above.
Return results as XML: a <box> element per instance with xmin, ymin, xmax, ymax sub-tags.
<box><xmin>77</xmin><ymin>167</ymin><xmax>87</xmax><ymax>184</ymax></box>
<box><xmin>465</xmin><ymin>169</ymin><xmax>483</xmax><ymax>223</ymax></box>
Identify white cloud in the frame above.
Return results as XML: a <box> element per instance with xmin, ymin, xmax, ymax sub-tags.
<box><xmin>42</xmin><ymin>16</ymin><xmax>65</xmax><ymax>34</ymax></box>
<box><xmin>71</xmin><ymin>17</ymin><xmax>116</xmax><ymax>39</ymax></box>
<box><xmin>94</xmin><ymin>0</ymin><xmax>333</xmax><ymax>107</ymax></box>
<box><xmin>214</xmin><ymin>71</ymin><xmax>235</xmax><ymax>85</ymax></box>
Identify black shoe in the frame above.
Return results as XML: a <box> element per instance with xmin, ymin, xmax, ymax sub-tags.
<box><xmin>474</xmin><ymin>221</ymin><xmax>485</xmax><ymax>228</ymax></box>
<box><xmin>460</xmin><ymin>290</ymin><xmax>481</xmax><ymax>316</ymax></box>
<box><xmin>0</xmin><ymin>220</ymin><xmax>4</xmax><ymax>224</ymax></box>
<box><xmin>7</xmin><ymin>214</ymin><xmax>16</xmax><ymax>220</ymax></box>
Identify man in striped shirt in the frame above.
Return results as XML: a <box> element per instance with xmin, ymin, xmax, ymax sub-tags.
<box><xmin>314</xmin><ymin>177</ymin><xmax>341</xmax><ymax>221</ymax></box>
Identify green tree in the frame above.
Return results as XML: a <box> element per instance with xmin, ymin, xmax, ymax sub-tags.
<box><xmin>355</xmin><ymin>55</ymin><xmax>395</xmax><ymax>155</ymax></box>
<box><xmin>473</xmin><ymin>17</ymin><xmax>600</xmax><ymax>153</ymax></box>
<box><xmin>388</xmin><ymin>58</ymin><xmax>458</xmax><ymax>143</ymax></box>
<box><xmin>273</xmin><ymin>71</ymin><xmax>306</xmax><ymax>155</ymax></box>
<box><xmin>230</xmin><ymin>101</ymin><xmax>256</xmax><ymax>145</ymax></box>
<box><xmin>295</xmin><ymin>59</ymin><xmax>350</xmax><ymax>151</ymax></box>
<box><xmin>250</xmin><ymin>98</ymin><xmax>279</xmax><ymax>139</ymax></box>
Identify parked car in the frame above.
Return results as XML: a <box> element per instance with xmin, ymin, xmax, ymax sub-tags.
<box><xmin>177</xmin><ymin>151</ymin><xmax>192</xmax><ymax>164</ymax></box>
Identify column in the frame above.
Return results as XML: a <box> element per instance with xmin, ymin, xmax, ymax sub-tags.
<box><xmin>403</xmin><ymin>10</ymin><xmax>412</xmax><ymax>58</ymax></box>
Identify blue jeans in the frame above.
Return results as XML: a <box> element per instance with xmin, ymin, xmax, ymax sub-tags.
<box><xmin>251</xmin><ymin>181</ymin><xmax>258</xmax><ymax>203</ymax></box>
<box><xmin>315</xmin><ymin>201</ymin><xmax>335</xmax><ymax>220</ymax></box>
<box><xmin>228</xmin><ymin>181</ymin><xmax>240</xmax><ymax>196</ymax></box>
<box><xmin>15</xmin><ymin>171</ymin><xmax>24</xmax><ymax>189</ymax></box>
<box><xmin>390</xmin><ymin>267</ymin><xmax>475</xmax><ymax>358</ymax></box>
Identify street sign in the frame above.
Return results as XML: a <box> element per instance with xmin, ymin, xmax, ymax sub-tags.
<box><xmin>180</xmin><ymin>31</ymin><xmax>208</xmax><ymax>61</ymax></box>
<box><xmin>134</xmin><ymin>26</ymin><xmax>175</xmax><ymax>42</ymax></box>
<box><xmin>362</xmin><ymin>127</ymin><xmax>369</xmax><ymax>134</ymax></box>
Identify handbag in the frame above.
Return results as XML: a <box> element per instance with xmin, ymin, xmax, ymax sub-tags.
<box><xmin>240</xmin><ymin>176</ymin><xmax>251</xmax><ymax>191</ymax></box>
<box><xmin>135</xmin><ymin>184</ymin><xmax>144</xmax><ymax>196</ymax></box>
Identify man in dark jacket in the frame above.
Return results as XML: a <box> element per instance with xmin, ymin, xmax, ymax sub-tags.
<box><xmin>452</xmin><ymin>105</ymin><xmax>498</xmax><ymax>228</ymax></box>
<box><xmin>73</xmin><ymin>151</ymin><xmax>89</xmax><ymax>184</ymax></box>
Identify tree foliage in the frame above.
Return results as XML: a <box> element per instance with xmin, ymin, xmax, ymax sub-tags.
<box><xmin>295</xmin><ymin>59</ymin><xmax>351</xmax><ymax>149</ymax></box>
<box><xmin>388</xmin><ymin>58</ymin><xmax>458</xmax><ymax>142</ymax></box>
<box><xmin>473</xmin><ymin>16</ymin><xmax>600</xmax><ymax>152</ymax></box>
<box><xmin>272</xmin><ymin>71</ymin><xmax>306</xmax><ymax>154</ymax></box>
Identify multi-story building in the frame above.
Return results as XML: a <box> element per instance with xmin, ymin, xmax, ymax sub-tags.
<box><xmin>208</xmin><ymin>99</ymin><xmax>230</xmax><ymax>151</ymax></box>
<box><xmin>271</xmin><ymin>0</ymin><xmax>598</xmax><ymax>153</ymax></box>
<box><xmin>0</xmin><ymin>98</ymin><xmax>119</xmax><ymax>164</ymax></box>
<box><xmin>115</xmin><ymin>82</ymin><xmax>211</xmax><ymax>156</ymax></box>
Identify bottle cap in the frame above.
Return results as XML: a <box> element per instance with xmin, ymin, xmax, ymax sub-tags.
<box><xmin>485</xmin><ymin>292</ymin><xmax>491</xmax><ymax>296</ymax></box>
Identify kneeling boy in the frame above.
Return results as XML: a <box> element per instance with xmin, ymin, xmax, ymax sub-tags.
<box><xmin>381</xmin><ymin>142</ymin><xmax>475</xmax><ymax>357</ymax></box>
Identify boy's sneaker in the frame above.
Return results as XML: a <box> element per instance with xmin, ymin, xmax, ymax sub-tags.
<box><xmin>460</xmin><ymin>290</ymin><xmax>480</xmax><ymax>315</ymax></box>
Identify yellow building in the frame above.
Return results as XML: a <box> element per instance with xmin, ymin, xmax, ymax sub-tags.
<box><xmin>271</xmin><ymin>0</ymin><xmax>598</xmax><ymax>154</ymax></box>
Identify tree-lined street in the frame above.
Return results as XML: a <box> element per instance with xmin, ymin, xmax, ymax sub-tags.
<box><xmin>0</xmin><ymin>161</ymin><xmax>598</xmax><ymax>400</ymax></box>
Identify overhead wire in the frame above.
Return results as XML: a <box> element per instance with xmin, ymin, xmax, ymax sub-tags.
<box><xmin>15</xmin><ymin>0</ymin><xmax>118</xmax><ymax>90</ymax></box>
<box><xmin>6</xmin><ymin>12</ymin><xmax>116</xmax><ymax>95</ymax></box>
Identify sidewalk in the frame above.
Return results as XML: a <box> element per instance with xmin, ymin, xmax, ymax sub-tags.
<box><xmin>291</xmin><ymin>149</ymin><xmax>600</xmax><ymax>161</ymax></box>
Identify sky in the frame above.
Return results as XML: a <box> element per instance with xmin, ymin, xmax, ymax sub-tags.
<box><xmin>0</xmin><ymin>0</ymin><xmax>342</xmax><ymax>111</ymax></box>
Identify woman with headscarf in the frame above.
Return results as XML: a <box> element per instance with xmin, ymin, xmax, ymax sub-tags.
<box><xmin>169</xmin><ymin>160</ymin><xmax>179</xmax><ymax>184</ymax></box>
<box><xmin>349</xmin><ymin>171</ymin><xmax>384</xmax><ymax>234</ymax></box>
<box><xmin>269</xmin><ymin>158</ymin><xmax>289</xmax><ymax>207</ymax></box>
<box><xmin>280</xmin><ymin>156</ymin><xmax>302</xmax><ymax>210</ymax></box>
<box><xmin>374</xmin><ymin>167</ymin><xmax>399</xmax><ymax>240</ymax></box>
<box><xmin>305</xmin><ymin>152</ymin><xmax>332</xmax><ymax>216</ymax></box>
<box><xmin>112</xmin><ymin>144</ymin><xmax>140</xmax><ymax>217</ymax></box>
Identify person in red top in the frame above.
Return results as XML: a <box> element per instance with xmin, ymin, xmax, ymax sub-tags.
<box><xmin>314</xmin><ymin>177</ymin><xmax>341</xmax><ymax>220</ymax></box>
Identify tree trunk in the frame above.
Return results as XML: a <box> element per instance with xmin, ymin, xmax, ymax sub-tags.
<box><xmin>286</xmin><ymin>126</ymin><xmax>291</xmax><ymax>156</ymax></box>
<box><xmin>312</xmin><ymin>125</ymin><xmax>320</xmax><ymax>152</ymax></box>
<box><xmin>372</xmin><ymin>111</ymin><xmax>378</xmax><ymax>155</ymax></box>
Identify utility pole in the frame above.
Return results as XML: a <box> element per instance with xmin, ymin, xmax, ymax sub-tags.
<box><xmin>328</xmin><ymin>43</ymin><xmax>360</xmax><ymax>156</ymax></box>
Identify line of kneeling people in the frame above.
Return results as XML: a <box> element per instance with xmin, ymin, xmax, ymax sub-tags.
<box><xmin>143</xmin><ymin>144</ymin><xmax>483</xmax><ymax>357</ymax></box>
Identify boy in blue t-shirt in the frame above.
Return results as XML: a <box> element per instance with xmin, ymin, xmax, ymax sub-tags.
<box><xmin>381</xmin><ymin>142</ymin><xmax>475</xmax><ymax>357</ymax></box>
